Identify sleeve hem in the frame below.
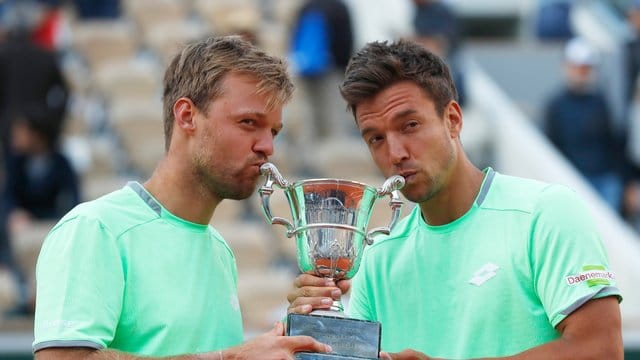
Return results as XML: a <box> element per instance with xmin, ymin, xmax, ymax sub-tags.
<box><xmin>550</xmin><ymin>286</ymin><xmax>621</xmax><ymax>327</ymax></box>
<box><xmin>33</xmin><ymin>339</ymin><xmax>105</xmax><ymax>353</ymax></box>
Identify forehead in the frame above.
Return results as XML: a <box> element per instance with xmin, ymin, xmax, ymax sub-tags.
<box><xmin>219</xmin><ymin>72</ymin><xmax>260</xmax><ymax>96</ymax></box>
<box><xmin>355</xmin><ymin>81</ymin><xmax>434</xmax><ymax>123</ymax></box>
<box><xmin>211</xmin><ymin>73</ymin><xmax>283</xmax><ymax>121</ymax></box>
<box><xmin>214</xmin><ymin>74</ymin><xmax>267</xmax><ymax>109</ymax></box>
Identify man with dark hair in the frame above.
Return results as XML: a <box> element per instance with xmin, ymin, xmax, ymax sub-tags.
<box><xmin>32</xmin><ymin>35</ymin><xmax>331</xmax><ymax>360</ymax></box>
<box><xmin>288</xmin><ymin>39</ymin><xmax>623</xmax><ymax>359</ymax></box>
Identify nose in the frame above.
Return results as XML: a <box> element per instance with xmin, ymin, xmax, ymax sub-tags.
<box><xmin>387</xmin><ymin>135</ymin><xmax>408</xmax><ymax>166</ymax></box>
<box><xmin>253</xmin><ymin>131</ymin><xmax>274</xmax><ymax>157</ymax></box>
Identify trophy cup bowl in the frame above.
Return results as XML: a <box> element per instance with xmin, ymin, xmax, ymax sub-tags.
<box><xmin>259</xmin><ymin>163</ymin><xmax>404</xmax><ymax>360</ymax></box>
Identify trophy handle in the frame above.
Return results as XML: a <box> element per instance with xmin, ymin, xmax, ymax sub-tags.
<box><xmin>365</xmin><ymin>175</ymin><xmax>405</xmax><ymax>245</ymax></box>
<box><xmin>258</xmin><ymin>163</ymin><xmax>295</xmax><ymax>236</ymax></box>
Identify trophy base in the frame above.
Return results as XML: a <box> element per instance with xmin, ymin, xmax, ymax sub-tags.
<box><xmin>286</xmin><ymin>313</ymin><xmax>380</xmax><ymax>360</ymax></box>
<box><xmin>295</xmin><ymin>353</ymin><xmax>377</xmax><ymax>359</ymax></box>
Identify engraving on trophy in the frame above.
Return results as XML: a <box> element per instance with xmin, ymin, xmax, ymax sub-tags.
<box><xmin>304</xmin><ymin>192</ymin><xmax>356</xmax><ymax>279</ymax></box>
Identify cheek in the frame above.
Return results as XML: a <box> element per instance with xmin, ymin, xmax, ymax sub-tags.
<box><xmin>369</xmin><ymin>147</ymin><xmax>393</xmax><ymax>174</ymax></box>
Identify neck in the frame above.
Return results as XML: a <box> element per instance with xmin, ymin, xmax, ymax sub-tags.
<box><xmin>143</xmin><ymin>156</ymin><xmax>221</xmax><ymax>225</ymax></box>
<box><xmin>418</xmin><ymin>156</ymin><xmax>485</xmax><ymax>226</ymax></box>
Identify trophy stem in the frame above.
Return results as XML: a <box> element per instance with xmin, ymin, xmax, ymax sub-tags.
<box><xmin>310</xmin><ymin>300</ymin><xmax>346</xmax><ymax>318</ymax></box>
<box><xmin>330</xmin><ymin>300</ymin><xmax>344</xmax><ymax>313</ymax></box>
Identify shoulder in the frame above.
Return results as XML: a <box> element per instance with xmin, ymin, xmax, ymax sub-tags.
<box><xmin>486</xmin><ymin>172</ymin><xmax>595</xmax><ymax>233</ymax></box>
<box><xmin>53</xmin><ymin>184</ymin><xmax>157</xmax><ymax>238</ymax></box>
<box><xmin>208</xmin><ymin>225</ymin><xmax>236</xmax><ymax>258</ymax></box>
<box><xmin>480</xmin><ymin>172</ymin><xmax>566</xmax><ymax>213</ymax></box>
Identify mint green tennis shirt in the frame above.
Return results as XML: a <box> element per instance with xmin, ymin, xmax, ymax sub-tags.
<box><xmin>33</xmin><ymin>182</ymin><xmax>244</xmax><ymax>356</ymax></box>
<box><xmin>349</xmin><ymin>169</ymin><xmax>621</xmax><ymax>358</ymax></box>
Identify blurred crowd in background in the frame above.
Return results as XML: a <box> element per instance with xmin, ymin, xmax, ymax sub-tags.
<box><xmin>0</xmin><ymin>0</ymin><xmax>640</xmax><ymax>339</ymax></box>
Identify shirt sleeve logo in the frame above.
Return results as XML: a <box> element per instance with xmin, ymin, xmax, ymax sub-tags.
<box><xmin>565</xmin><ymin>265</ymin><xmax>615</xmax><ymax>287</ymax></box>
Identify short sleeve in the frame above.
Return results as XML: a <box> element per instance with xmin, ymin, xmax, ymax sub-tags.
<box><xmin>530</xmin><ymin>185</ymin><xmax>621</xmax><ymax>328</ymax></box>
<box><xmin>33</xmin><ymin>215</ymin><xmax>124</xmax><ymax>351</ymax></box>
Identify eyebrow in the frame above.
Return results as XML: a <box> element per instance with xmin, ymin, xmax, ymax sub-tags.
<box><xmin>360</xmin><ymin>108</ymin><xmax>418</xmax><ymax>138</ymax></box>
<box><xmin>235</xmin><ymin>110</ymin><xmax>266</xmax><ymax>119</ymax></box>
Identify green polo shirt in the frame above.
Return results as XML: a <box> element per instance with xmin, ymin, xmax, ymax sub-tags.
<box><xmin>349</xmin><ymin>169</ymin><xmax>620</xmax><ymax>358</ymax></box>
<box><xmin>33</xmin><ymin>182</ymin><xmax>244</xmax><ymax>356</ymax></box>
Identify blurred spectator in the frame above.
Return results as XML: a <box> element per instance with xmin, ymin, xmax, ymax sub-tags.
<box><xmin>30</xmin><ymin>0</ymin><xmax>72</xmax><ymax>51</ymax></box>
<box><xmin>0</xmin><ymin>106</ymin><xmax>79</xmax><ymax>316</ymax></box>
<box><xmin>344</xmin><ymin>0</ymin><xmax>412</xmax><ymax>49</ymax></box>
<box><xmin>622</xmin><ymin>177</ymin><xmax>640</xmax><ymax>232</ymax></box>
<box><xmin>412</xmin><ymin>0</ymin><xmax>466</xmax><ymax>107</ymax></box>
<box><xmin>625</xmin><ymin>1</ymin><xmax>640</xmax><ymax>106</ymax></box>
<box><xmin>3</xmin><ymin>107</ymin><xmax>79</xmax><ymax>223</ymax></box>
<box><xmin>543</xmin><ymin>37</ymin><xmax>624</xmax><ymax>211</ymax></box>
<box><xmin>413</xmin><ymin>0</ymin><xmax>460</xmax><ymax>53</ymax></box>
<box><xmin>535</xmin><ymin>0</ymin><xmax>574</xmax><ymax>41</ymax></box>
<box><xmin>0</xmin><ymin>1</ymin><xmax>69</xmax><ymax>159</ymax></box>
<box><xmin>288</xmin><ymin>0</ymin><xmax>354</xmax><ymax>148</ymax></box>
<box><xmin>623</xmin><ymin>39</ymin><xmax>640</xmax><ymax>232</ymax></box>
<box><xmin>70</xmin><ymin>0</ymin><xmax>120</xmax><ymax>19</ymax></box>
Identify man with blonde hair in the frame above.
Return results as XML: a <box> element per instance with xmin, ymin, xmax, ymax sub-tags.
<box><xmin>32</xmin><ymin>35</ymin><xmax>331</xmax><ymax>359</ymax></box>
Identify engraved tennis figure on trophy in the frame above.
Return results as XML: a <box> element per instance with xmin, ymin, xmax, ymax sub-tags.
<box><xmin>259</xmin><ymin>162</ymin><xmax>404</xmax><ymax>360</ymax></box>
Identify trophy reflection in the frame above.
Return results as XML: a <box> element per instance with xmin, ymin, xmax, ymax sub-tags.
<box><xmin>259</xmin><ymin>163</ymin><xmax>404</xmax><ymax>360</ymax></box>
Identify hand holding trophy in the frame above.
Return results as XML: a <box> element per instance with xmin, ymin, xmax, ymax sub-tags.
<box><xmin>259</xmin><ymin>162</ymin><xmax>404</xmax><ymax>360</ymax></box>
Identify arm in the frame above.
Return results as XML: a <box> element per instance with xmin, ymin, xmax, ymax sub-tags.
<box><xmin>35</xmin><ymin>322</ymin><xmax>332</xmax><ymax>360</ymax></box>
<box><xmin>380</xmin><ymin>296</ymin><xmax>622</xmax><ymax>360</ymax></box>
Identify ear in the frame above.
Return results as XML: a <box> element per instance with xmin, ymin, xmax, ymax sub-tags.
<box><xmin>173</xmin><ymin>97</ymin><xmax>197</xmax><ymax>134</ymax></box>
<box><xmin>444</xmin><ymin>100</ymin><xmax>463</xmax><ymax>139</ymax></box>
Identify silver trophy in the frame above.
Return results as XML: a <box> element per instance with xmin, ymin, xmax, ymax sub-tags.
<box><xmin>259</xmin><ymin>163</ymin><xmax>405</xmax><ymax>359</ymax></box>
<box><xmin>259</xmin><ymin>163</ymin><xmax>404</xmax><ymax>359</ymax></box>
<box><xmin>259</xmin><ymin>162</ymin><xmax>404</xmax><ymax>298</ymax></box>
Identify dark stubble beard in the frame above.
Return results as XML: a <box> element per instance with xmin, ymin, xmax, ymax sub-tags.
<box><xmin>192</xmin><ymin>145</ymin><xmax>257</xmax><ymax>201</ymax></box>
<box><xmin>193</xmin><ymin>158</ymin><xmax>257</xmax><ymax>201</ymax></box>
<box><xmin>411</xmin><ymin>140</ymin><xmax>456</xmax><ymax>204</ymax></box>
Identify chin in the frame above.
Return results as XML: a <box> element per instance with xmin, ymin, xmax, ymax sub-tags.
<box><xmin>231</xmin><ymin>182</ymin><xmax>259</xmax><ymax>200</ymax></box>
<box><xmin>224</xmin><ymin>189</ymin><xmax>253</xmax><ymax>201</ymax></box>
<box><xmin>402</xmin><ymin>187</ymin><xmax>434</xmax><ymax>204</ymax></box>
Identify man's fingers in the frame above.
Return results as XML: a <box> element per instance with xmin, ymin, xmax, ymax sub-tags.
<box><xmin>337</xmin><ymin>279</ymin><xmax>351</xmax><ymax>294</ymax></box>
<box><xmin>287</xmin><ymin>304</ymin><xmax>313</xmax><ymax>315</ymax></box>
<box><xmin>286</xmin><ymin>335</ymin><xmax>332</xmax><ymax>354</ymax></box>
<box><xmin>288</xmin><ymin>297</ymin><xmax>334</xmax><ymax>314</ymax></box>
<box><xmin>287</xmin><ymin>286</ymin><xmax>342</xmax><ymax>303</ymax></box>
<box><xmin>293</xmin><ymin>273</ymin><xmax>336</xmax><ymax>288</ymax></box>
<box><xmin>380</xmin><ymin>349</ymin><xmax>430</xmax><ymax>360</ymax></box>
<box><xmin>273</xmin><ymin>321</ymin><xmax>285</xmax><ymax>336</ymax></box>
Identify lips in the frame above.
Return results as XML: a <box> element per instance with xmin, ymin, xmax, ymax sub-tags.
<box><xmin>250</xmin><ymin>160</ymin><xmax>268</xmax><ymax>173</ymax></box>
<box><xmin>398</xmin><ymin>170</ymin><xmax>417</xmax><ymax>180</ymax></box>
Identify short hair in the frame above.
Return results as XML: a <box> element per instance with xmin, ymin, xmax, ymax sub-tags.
<box><xmin>340</xmin><ymin>39</ymin><xmax>458</xmax><ymax>118</ymax></box>
<box><xmin>162</xmin><ymin>35</ymin><xmax>293</xmax><ymax>150</ymax></box>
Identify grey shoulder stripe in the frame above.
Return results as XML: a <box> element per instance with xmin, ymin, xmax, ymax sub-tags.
<box><xmin>560</xmin><ymin>286</ymin><xmax>621</xmax><ymax>316</ymax></box>
<box><xmin>33</xmin><ymin>340</ymin><xmax>104</xmax><ymax>352</ymax></box>
<box><xmin>475</xmin><ymin>168</ymin><xmax>496</xmax><ymax>206</ymax></box>
<box><xmin>127</xmin><ymin>181</ymin><xmax>161</xmax><ymax>216</ymax></box>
